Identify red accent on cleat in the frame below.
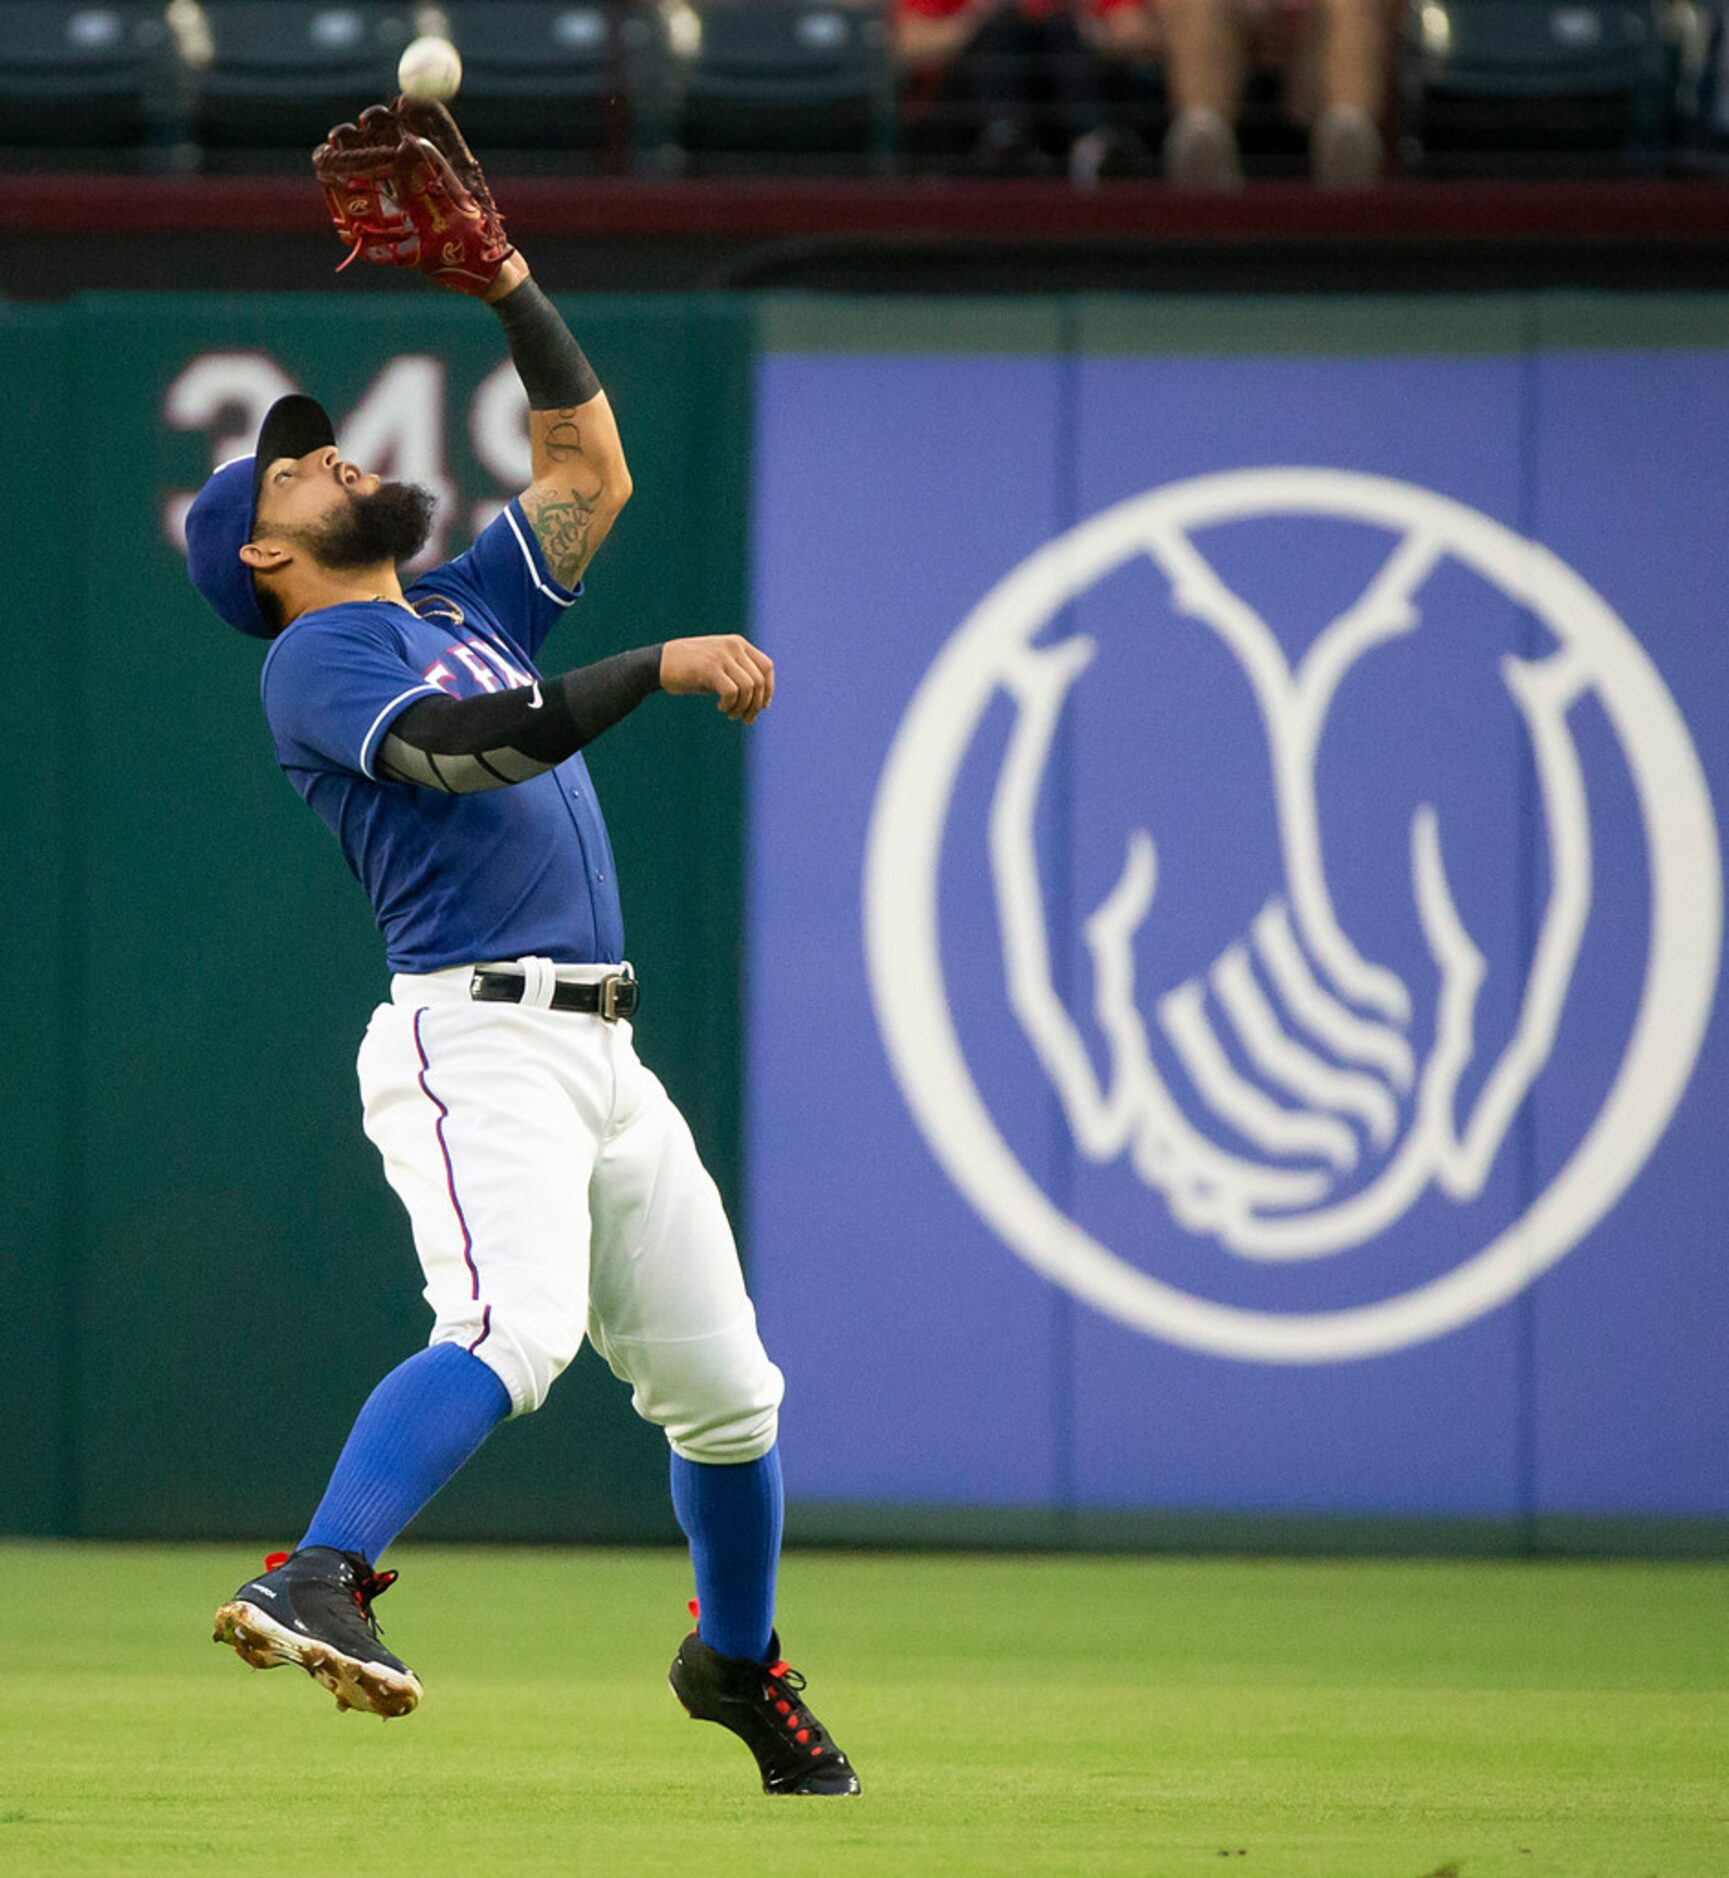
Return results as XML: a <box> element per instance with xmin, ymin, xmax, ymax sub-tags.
<box><xmin>688</xmin><ymin>1598</ymin><xmax>700</xmax><ymax>1621</ymax></box>
<box><xmin>263</xmin><ymin>1552</ymin><xmax>291</xmax><ymax>1572</ymax></box>
<box><xmin>769</xmin><ymin>1661</ymin><xmax>790</xmax><ymax>1678</ymax></box>
<box><xmin>776</xmin><ymin>1699</ymin><xmax>791</xmax><ymax>1714</ymax></box>
<box><xmin>811</xmin><ymin>1746</ymin><xmax>822</xmax><ymax>1757</ymax></box>
<box><xmin>796</xmin><ymin>1728</ymin><xmax>810</xmax><ymax>1743</ymax></box>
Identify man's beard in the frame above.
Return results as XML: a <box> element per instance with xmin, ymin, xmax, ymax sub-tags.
<box><xmin>291</xmin><ymin>480</ymin><xmax>437</xmax><ymax>572</ymax></box>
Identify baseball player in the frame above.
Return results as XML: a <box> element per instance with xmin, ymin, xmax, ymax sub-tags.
<box><xmin>186</xmin><ymin>100</ymin><xmax>858</xmax><ymax>1799</ymax></box>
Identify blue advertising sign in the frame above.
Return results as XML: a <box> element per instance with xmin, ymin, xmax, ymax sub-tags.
<box><xmin>747</xmin><ymin>303</ymin><xmax>1728</xmax><ymax>1523</ymax></box>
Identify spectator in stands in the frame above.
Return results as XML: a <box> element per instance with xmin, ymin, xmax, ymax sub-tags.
<box><xmin>1159</xmin><ymin>0</ymin><xmax>1388</xmax><ymax>187</ymax></box>
<box><xmin>897</xmin><ymin>0</ymin><xmax>1156</xmax><ymax>178</ymax></box>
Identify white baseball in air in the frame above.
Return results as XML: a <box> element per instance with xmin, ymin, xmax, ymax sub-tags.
<box><xmin>398</xmin><ymin>35</ymin><xmax>462</xmax><ymax>103</ymax></box>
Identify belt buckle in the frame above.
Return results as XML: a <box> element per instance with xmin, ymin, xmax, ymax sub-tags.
<box><xmin>598</xmin><ymin>972</ymin><xmax>630</xmax><ymax>1023</ymax></box>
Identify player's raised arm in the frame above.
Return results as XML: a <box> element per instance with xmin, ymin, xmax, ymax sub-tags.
<box><xmin>485</xmin><ymin>261</ymin><xmax>632</xmax><ymax>592</ymax></box>
<box><xmin>314</xmin><ymin>96</ymin><xmax>632</xmax><ymax>588</ymax></box>
<box><xmin>311</xmin><ymin>97</ymin><xmax>771</xmax><ymax>753</ymax></box>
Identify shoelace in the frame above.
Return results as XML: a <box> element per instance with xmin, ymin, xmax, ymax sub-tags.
<box><xmin>351</xmin><ymin>1566</ymin><xmax>399</xmax><ymax>1641</ymax></box>
<box><xmin>763</xmin><ymin>1661</ymin><xmax>830</xmax><ymax>1759</ymax></box>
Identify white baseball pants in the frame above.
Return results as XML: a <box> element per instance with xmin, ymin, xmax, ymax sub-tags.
<box><xmin>356</xmin><ymin>961</ymin><xmax>784</xmax><ymax>1463</ymax></box>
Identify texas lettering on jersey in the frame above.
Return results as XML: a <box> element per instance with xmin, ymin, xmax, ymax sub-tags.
<box><xmin>404</xmin><ymin>592</ymin><xmax>536</xmax><ymax>696</ymax></box>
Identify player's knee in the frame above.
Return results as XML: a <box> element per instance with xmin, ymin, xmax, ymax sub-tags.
<box><xmin>628</xmin><ymin>1332</ymin><xmax>785</xmax><ymax>1465</ymax></box>
<box><xmin>669</xmin><ymin>1394</ymin><xmax>781</xmax><ymax>1465</ymax></box>
<box><xmin>444</xmin><ymin>1309</ymin><xmax>583</xmax><ymax>1417</ymax></box>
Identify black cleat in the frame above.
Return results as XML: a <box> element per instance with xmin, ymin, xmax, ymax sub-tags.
<box><xmin>212</xmin><ymin>1546</ymin><xmax>422</xmax><ymax>1718</ymax></box>
<box><xmin>669</xmin><ymin>1626</ymin><xmax>861</xmax><ymax>1796</ymax></box>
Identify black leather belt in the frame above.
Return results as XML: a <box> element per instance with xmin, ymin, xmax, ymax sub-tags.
<box><xmin>469</xmin><ymin>968</ymin><xmax>640</xmax><ymax>1021</ymax></box>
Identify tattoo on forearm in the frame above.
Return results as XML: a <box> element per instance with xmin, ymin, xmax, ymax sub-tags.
<box><xmin>522</xmin><ymin>480</ymin><xmax>603</xmax><ymax>587</ymax></box>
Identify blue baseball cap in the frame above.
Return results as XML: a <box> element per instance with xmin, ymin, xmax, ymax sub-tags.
<box><xmin>185</xmin><ymin>393</ymin><xmax>337</xmax><ymax>638</ymax></box>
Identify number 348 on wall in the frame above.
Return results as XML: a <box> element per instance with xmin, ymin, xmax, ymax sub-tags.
<box><xmin>159</xmin><ymin>349</ymin><xmax>532</xmax><ymax>571</ymax></box>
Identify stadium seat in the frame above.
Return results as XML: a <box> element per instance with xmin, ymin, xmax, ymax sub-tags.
<box><xmin>1673</xmin><ymin>0</ymin><xmax>1728</xmax><ymax>164</ymax></box>
<box><xmin>440</xmin><ymin>3</ymin><xmax>654</xmax><ymax>167</ymax></box>
<box><xmin>660</xmin><ymin>0</ymin><xmax>896</xmax><ymax>171</ymax></box>
<box><xmin>193</xmin><ymin>2</ymin><xmax>411</xmax><ymax>157</ymax></box>
<box><xmin>1401</xmin><ymin>0</ymin><xmax>1677</xmax><ymax>170</ymax></box>
<box><xmin>0</xmin><ymin>1</ymin><xmax>180</xmax><ymax>157</ymax></box>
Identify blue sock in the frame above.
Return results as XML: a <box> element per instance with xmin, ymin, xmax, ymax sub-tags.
<box><xmin>299</xmin><ymin>1344</ymin><xmax>510</xmax><ymax>1565</ymax></box>
<box><xmin>670</xmin><ymin>1444</ymin><xmax>784</xmax><ymax>1663</ymax></box>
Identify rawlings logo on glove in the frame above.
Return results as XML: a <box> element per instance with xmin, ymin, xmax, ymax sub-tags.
<box><xmin>312</xmin><ymin>97</ymin><xmax>514</xmax><ymax>297</ymax></box>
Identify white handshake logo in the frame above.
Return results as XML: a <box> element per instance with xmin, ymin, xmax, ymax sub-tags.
<box><xmin>867</xmin><ymin>470</ymin><xmax>1721</xmax><ymax>1362</ymax></box>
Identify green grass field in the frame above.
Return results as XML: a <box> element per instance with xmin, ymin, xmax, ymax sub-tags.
<box><xmin>1</xmin><ymin>1544</ymin><xmax>1723</xmax><ymax>1876</ymax></box>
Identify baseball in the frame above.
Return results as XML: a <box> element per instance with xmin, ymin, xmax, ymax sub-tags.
<box><xmin>398</xmin><ymin>35</ymin><xmax>462</xmax><ymax>103</ymax></box>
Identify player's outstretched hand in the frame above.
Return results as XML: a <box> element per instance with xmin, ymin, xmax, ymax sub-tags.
<box><xmin>660</xmin><ymin>636</ymin><xmax>775</xmax><ymax>724</ymax></box>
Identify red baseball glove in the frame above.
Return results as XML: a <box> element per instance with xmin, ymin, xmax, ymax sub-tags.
<box><xmin>312</xmin><ymin>97</ymin><xmax>515</xmax><ymax>297</ymax></box>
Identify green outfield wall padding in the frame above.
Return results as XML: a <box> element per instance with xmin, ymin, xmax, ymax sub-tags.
<box><xmin>3</xmin><ymin>293</ymin><xmax>750</xmax><ymax>1544</ymax></box>
<box><xmin>0</xmin><ymin>306</ymin><xmax>77</xmax><ymax>1536</ymax></box>
<box><xmin>782</xmin><ymin>1503</ymin><xmax>1729</xmax><ymax>1560</ymax></box>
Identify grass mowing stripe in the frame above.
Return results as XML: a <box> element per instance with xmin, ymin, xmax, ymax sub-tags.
<box><xmin>0</xmin><ymin>1545</ymin><xmax>1723</xmax><ymax>1876</ymax></box>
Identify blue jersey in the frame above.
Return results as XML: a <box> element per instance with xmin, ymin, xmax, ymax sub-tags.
<box><xmin>260</xmin><ymin>499</ymin><xmax>624</xmax><ymax>974</ymax></box>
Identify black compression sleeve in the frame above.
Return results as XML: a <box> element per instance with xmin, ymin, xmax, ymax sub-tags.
<box><xmin>377</xmin><ymin>646</ymin><xmax>661</xmax><ymax>793</ymax></box>
<box><xmin>492</xmin><ymin>278</ymin><xmax>601</xmax><ymax>410</ymax></box>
